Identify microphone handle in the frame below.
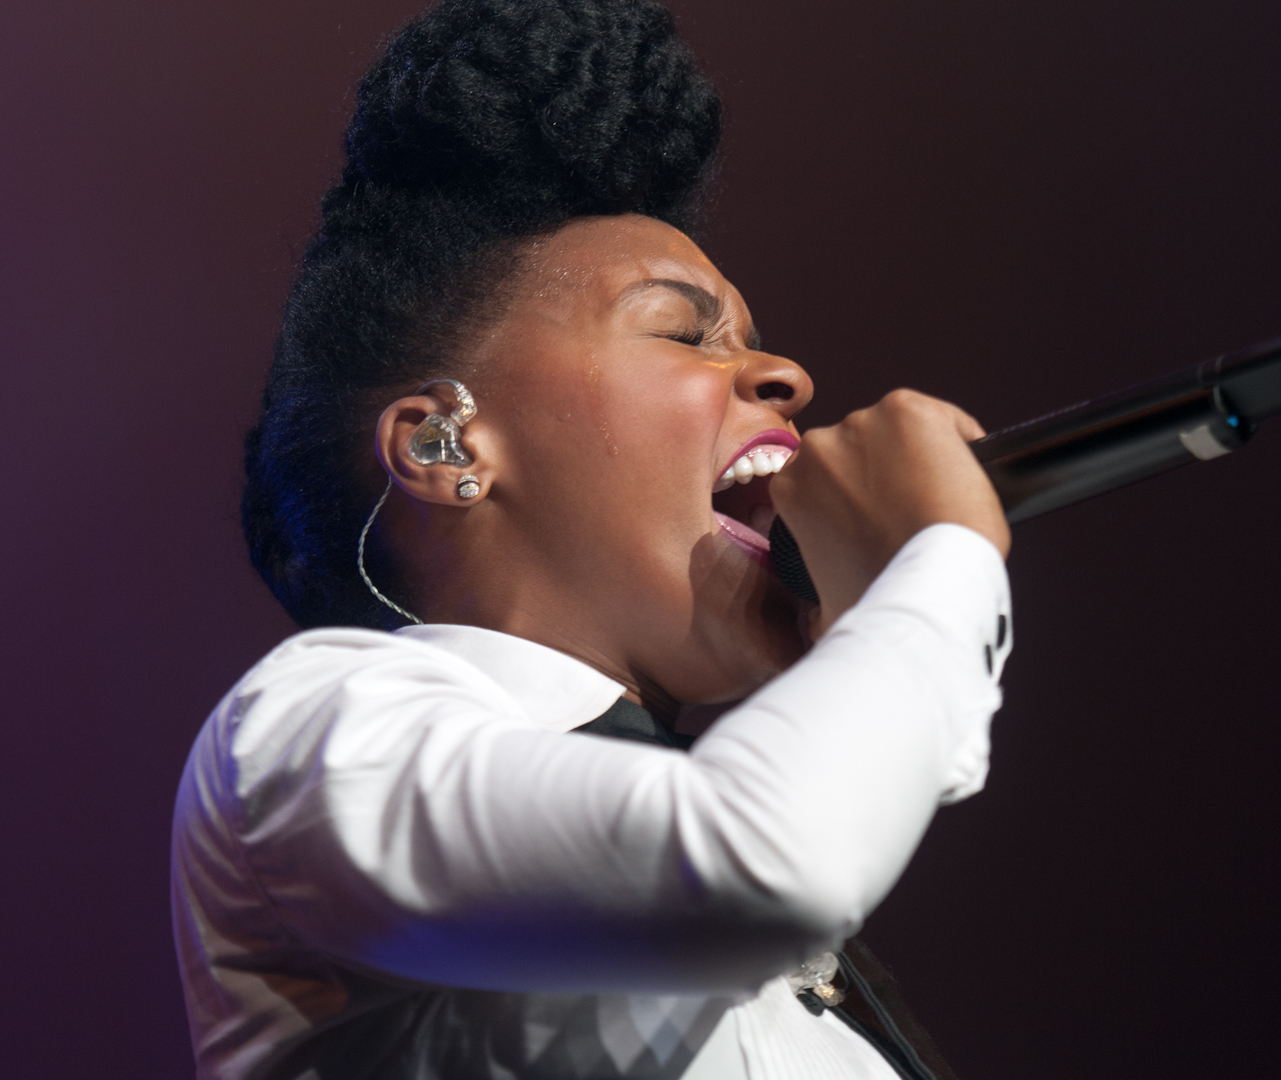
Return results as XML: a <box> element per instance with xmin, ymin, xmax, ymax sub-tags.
<box><xmin>770</xmin><ymin>335</ymin><xmax>1281</xmax><ymax>603</ymax></box>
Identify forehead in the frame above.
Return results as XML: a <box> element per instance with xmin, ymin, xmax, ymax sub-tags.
<box><xmin>518</xmin><ymin>214</ymin><xmax>729</xmax><ymax>311</ymax></box>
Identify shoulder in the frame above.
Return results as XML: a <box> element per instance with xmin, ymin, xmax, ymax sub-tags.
<box><xmin>229</xmin><ymin>623</ymin><xmax>528</xmax><ymax>733</ymax></box>
<box><xmin>186</xmin><ymin>627</ymin><xmax>528</xmax><ymax>800</ymax></box>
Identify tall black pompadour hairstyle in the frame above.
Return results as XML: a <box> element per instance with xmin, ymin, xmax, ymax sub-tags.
<box><xmin>242</xmin><ymin>0</ymin><xmax>722</xmax><ymax>630</ymax></box>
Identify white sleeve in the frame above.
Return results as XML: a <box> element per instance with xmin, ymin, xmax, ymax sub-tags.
<box><xmin>206</xmin><ymin>523</ymin><xmax>1010</xmax><ymax>995</ymax></box>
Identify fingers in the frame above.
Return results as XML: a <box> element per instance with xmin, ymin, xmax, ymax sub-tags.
<box><xmin>771</xmin><ymin>387</ymin><xmax>1008</xmax><ymax>632</ymax></box>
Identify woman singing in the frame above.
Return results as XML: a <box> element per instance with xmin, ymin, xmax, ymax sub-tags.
<box><xmin>171</xmin><ymin>1</ymin><xmax>1012</xmax><ymax>1077</ymax></box>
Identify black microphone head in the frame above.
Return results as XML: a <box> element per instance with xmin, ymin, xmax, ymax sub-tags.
<box><xmin>769</xmin><ymin>517</ymin><xmax>819</xmax><ymax>603</ymax></box>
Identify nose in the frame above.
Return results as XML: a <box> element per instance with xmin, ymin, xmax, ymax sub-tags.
<box><xmin>734</xmin><ymin>349</ymin><xmax>814</xmax><ymax>423</ymax></box>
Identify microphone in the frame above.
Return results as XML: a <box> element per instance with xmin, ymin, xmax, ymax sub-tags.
<box><xmin>770</xmin><ymin>335</ymin><xmax>1281</xmax><ymax>602</ymax></box>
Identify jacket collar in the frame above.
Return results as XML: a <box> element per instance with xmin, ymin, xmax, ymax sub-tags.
<box><xmin>394</xmin><ymin>623</ymin><xmax>626</xmax><ymax>734</ymax></box>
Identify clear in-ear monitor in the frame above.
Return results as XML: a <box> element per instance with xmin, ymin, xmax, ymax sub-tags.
<box><xmin>407</xmin><ymin>414</ymin><xmax>473</xmax><ymax>466</ymax></box>
<box><xmin>406</xmin><ymin>379</ymin><xmax>476</xmax><ymax>467</ymax></box>
<box><xmin>358</xmin><ymin>378</ymin><xmax>479</xmax><ymax>626</ymax></box>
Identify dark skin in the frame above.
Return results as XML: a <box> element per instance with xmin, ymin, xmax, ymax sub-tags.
<box><xmin>375</xmin><ymin>215</ymin><xmax>1010</xmax><ymax>720</ymax></box>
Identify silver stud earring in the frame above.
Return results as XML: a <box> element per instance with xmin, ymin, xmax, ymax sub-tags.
<box><xmin>456</xmin><ymin>475</ymin><xmax>481</xmax><ymax>500</ymax></box>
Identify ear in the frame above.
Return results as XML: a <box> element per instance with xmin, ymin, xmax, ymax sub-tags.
<box><xmin>375</xmin><ymin>389</ymin><xmax>495</xmax><ymax>506</ymax></box>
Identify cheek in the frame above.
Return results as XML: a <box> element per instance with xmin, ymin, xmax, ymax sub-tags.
<box><xmin>487</xmin><ymin>345</ymin><xmax>609</xmax><ymax>474</ymax></box>
<box><xmin>487</xmin><ymin>339</ymin><xmax>730</xmax><ymax>552</ymax></box>
<box><xmin>603</xmin><ymin>357</ymin><xmax>728</xmax><ymax>475</ymax></box>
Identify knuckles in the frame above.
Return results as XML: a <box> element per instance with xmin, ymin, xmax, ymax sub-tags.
<box><xmin>820</xmin><ymin>388</ymin><xmax>948</xmax><ymax>448</ymax></box>
<box><xmin>877</xmin><ymin>388</ymin><xmax>946</xmax><ymax>425</ymax></box>
<box><xmin>784</xmin><ymin>386</ymin><xmax>966</xmax><ymax>488</ymax></box>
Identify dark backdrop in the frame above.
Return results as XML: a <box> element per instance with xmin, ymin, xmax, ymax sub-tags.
<box><xmin>2</xmin><ymin>2</ymin><xmax>1278</xmax><ymax>1077</ymax></box>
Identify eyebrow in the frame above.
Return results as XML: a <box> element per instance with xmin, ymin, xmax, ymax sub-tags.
<box><xmin>621</xmin><ymin>278</ymin><xmax>763</xmax><ymax>349</ymax></box>
<box><xmin>622</xmin><ymin>278</ymin><xmax>722</xmax><ymax>321</ymax></box>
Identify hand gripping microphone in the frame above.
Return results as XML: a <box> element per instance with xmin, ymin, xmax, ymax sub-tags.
<box><xmin>770</xmin><ymin>335</ymin><xmax>1281</xmax><ymax>602</ymax></box>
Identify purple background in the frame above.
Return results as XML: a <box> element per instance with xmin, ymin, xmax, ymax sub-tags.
<box><xmin>2</xmin><ymin>2</ymin><xmax>1278</xmax><ymax>1076</ymax></box>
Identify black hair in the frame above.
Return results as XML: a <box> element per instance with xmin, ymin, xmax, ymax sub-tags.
<box><xmin>242</xmin><ymin>0</ymin><xmax>721</xmax><ymax>629</ymax></box>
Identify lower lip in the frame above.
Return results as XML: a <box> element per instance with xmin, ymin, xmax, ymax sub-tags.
<box><xmin>715</xmin><ymin>512</ymin><xmax>772</xmax><ymax>566</ymax></box>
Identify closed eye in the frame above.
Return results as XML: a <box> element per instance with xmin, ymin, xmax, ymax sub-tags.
<box><xmin>667</xmin><ymin>328</ymin><xmax>706</xmax><ymax>347</ymax></box>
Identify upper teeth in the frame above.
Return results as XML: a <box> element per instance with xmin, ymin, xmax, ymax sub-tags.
<box><xmin>716</xmin><ymin>447</ymin><xmax>792</xmax><ymax>491</ymax></box>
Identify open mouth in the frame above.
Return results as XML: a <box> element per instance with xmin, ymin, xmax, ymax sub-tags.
<box><xmin>711</xmin><ymin>430</ymin><xmax>798</xmax><ymax>565</ymax></box>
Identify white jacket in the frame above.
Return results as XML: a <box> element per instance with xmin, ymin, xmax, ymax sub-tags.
<box><xmin>171</xmin><ymin>524</ymin><xmax>1011</xmax><ymax>1079</ymax></box>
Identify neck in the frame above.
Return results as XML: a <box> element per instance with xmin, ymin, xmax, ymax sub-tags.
<box><xmin>393</xmin><ymin>500</ymin><xmax>687</xmax><ymax>725</ymax></box>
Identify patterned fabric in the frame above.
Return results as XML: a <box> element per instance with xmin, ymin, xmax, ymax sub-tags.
<box><xmin>248</xmin><ymin>970</ymin><xmax>730</xmax><ymax>1079</ymax></box>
